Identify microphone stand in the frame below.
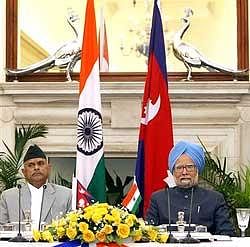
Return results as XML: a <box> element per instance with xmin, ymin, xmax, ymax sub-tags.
<box><xmin>38</xmin><ymin>184</ymin><xmax>47</xmax><ymax>231</ymax></box>
<box><xmin>9</xmin><ymin>184</ymin><xmax>28</xmax><ymax>242</ymax></box>
<box><xmin>179</xmin><ymin>187</ymin><xmax>200</xmax><ymax>243</ymax></box>
<box><xmin>166</xmin><ymin>189</ymin><xmax>178</xmax><ymax>243</ymax></box>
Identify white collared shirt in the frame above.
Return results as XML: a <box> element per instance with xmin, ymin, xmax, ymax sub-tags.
<box><xmin>28</xmin><ymin>183</ymin><xmax>45</xmax><ymax>230</ymax></box>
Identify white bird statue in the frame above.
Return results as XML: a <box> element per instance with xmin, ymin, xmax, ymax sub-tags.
<box><xmin>6</xmin><ymin>8</ymin><xmax>81</xmax><ymax>82</ymax></box>
<box><xmin>172</xmin><ymin>8</ymin><xmax>248</xmax><ymax>81</ymax></box>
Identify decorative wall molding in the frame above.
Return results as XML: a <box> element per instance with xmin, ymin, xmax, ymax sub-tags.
<box><xmin>1</xmin><ymin>81</ymin><xmax>250</xmax><ymax>171</ymax></box>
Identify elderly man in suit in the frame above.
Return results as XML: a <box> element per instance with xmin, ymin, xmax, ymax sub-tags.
<box><xmin>146</xmin><ymin>140</ymin><xmax>235</xmax><ymax>236</ymax></box>
<box><xmin>0</xmin><ymin>144</ymin><xmax>72</xmax><ymax>229</ymax></box>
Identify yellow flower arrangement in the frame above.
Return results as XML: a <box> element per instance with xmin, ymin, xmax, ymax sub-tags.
<box><xmin>33</xmin><ymin>202</ymin><xmax>168</xmax><ymax>244</ymax></box>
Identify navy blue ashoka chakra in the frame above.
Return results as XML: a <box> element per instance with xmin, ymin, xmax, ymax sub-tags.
<box><xmin>77</xmin><ymin>108</ymin><xmax>103</xmax><ymax>155</ymax></box>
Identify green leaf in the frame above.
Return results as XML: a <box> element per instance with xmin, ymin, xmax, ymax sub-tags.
<box><xmin>105</xmin><ymin>167</ymin><xmax>133</xmax><ymax>205</ymax></box>
<box><xmin>53</xmin><ymin>173</ymin><xmax>72</xmax><ymax>188</ymax></box>
<box><xmin>198</xmin><ymin>137</ymin><xmax>250</xmax><ymax>234</ymax></box>
<box><xmin>105</xmin><ymin>167</ymin><xmax>116</xmax><ymax>192</ymax></box>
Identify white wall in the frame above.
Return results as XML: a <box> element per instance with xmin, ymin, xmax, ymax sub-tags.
<box><xmin>1</xmin><ymin>81</ymin><xmax>250</xmax><ymax>173</ymax></box>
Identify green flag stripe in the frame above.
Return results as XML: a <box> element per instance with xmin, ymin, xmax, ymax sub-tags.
<box><xmin>131</xmin><ymin>195</ymin><xmax>142</xmax><ymax>214</ymax></box>
<box><xmin>88</xmin><ymin>156</ymin><xmax>106</xmax><ymax>202</ymax></box>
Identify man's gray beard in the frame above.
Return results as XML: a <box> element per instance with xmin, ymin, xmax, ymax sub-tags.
<box><xmin>176</xmin><ymin>174</ymin><xmax>199</xmax><ymax>188</ymax></box>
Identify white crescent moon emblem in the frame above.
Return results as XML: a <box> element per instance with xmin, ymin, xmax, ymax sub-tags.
<box><xmin>141</xmin><ymin>95</ymin><xmax>161</xmax><ymax>125</ymax></box>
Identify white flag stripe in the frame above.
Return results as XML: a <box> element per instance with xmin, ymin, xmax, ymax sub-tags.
<box><xmin>78</xmin><ymin>62</ymin><xmax>101</xmax><ymax>110</ymax></box>
<box><xmin>76</xmin><ymin>148</ymin><xmax>103</xmax><ymax>188</ymax></box>
<box><xmin>72</xmin><ymin>176</ymin><xmax>77</xmax><ymax>210</ymax></box>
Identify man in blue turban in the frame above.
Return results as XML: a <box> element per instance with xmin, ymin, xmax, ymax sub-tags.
<box><xmin>146</xmin><ymin>140</ymin><xmax>235</xmax><ymax>237</ymax></box>
<box><xmin>168</xmin><ymin>140</ymin><xmax>205</xmax><ymax>189</ymax></box>
<box><xmin>169</xmin><ymin>140</ymin><xmax>205</xmax><ymax>174</ymax></box>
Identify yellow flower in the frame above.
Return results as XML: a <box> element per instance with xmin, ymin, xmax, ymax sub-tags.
<box><xmin>79</xmin><ymin>222</ymin><xmax>89</xmax><ymax>232</ymax></box>
<box><xmin>41</xmin><ymin>230</ymin><xmax>54</xmax><ymax>242</ymax></box>
<box><xmin>103</xmin><ymin>224</ymin><xmax>113</xmax><ymax>234</ymax></box>
<box><xmin>66</xmin><ymin>227</ymin><xmax>77</xmax><ymax>240</ymax></box>
<box><xmin>69</xmin><ymin>221</ymin><xmax>77</xmax><ymax>228</ymax></box>
<box><xmin>96</xmin><ymin>207</ymin><xmax>108</xmax><ymax>216</ymax></box>
<box><xmin>104</xmin><ymin>214</ymin><xmax>115</xmax><ymax>222</ymax></box>
<box><xmin>128</xmin><ymin>214</ymin><xmax>137</xmax><ymax>221</ymax></box>
<box><xmin>125</xmin><ymin>216</ymin><xmax>135</xmax><ymax>227</ymax></box>
<box><xmin>131</xmin><ymin>229</ymin><xmax>142</xmax><ymax>241</ymax></box>
<box><xmin>56</xmin><ymin>226</ymin><xmax>65</xmax><ymax>238</ymax></box>
<box><xmin>96</xmin><ymin>203</ymin><xmax>109</xmax><ymax>208</ymax></box>
<box><xmin>33</xmin><ymin>202</ymin><xmax>167</xmax><ymax>244</ymax></box>
<box><xmin>58</xmin><ymin>218</ymin><xmax>67</xmax><ymax>227</ymax></box>
<box><xmin>92</xmin><ymin>212</ymin><xmax>103</xmax><ymax>223</ymax></box>
<box><xmin>96</xmin><ymin>231</ymin><xmax>106</xmax><ymax>242</ymax></box>
<box><xmin>82</xmin><ymin>229</ymin><xmax>95</xmax><ymax>242</ymax></box>
<box><xmin>50</xmin><ymin>219</ymin><xmax>57</xmax><ymax>228</ymax></box>
<box><xmin>111</xmin><ymin>208</ymin><xmax>120</xmax><ymax>218</ymax></box>
<box><xmin>147</xmin><ymin>228</ymin><xmax>158</xmax><ymax>241</ymax></box>
<box><xmin>84</xmin><ymin>206</ymin><xmax>95</xmax><ymax>213</ymax></box>
<box><xmin>116</xmin><ymin>223</ymin><xmax>130</xmax><ymax>238</ymax></box>
<box><xmin>157</xmin><ymin>233</ymin><xmax>169</xmax><ymax>243</ymax></box>
<box><xmin>138</xmin><ymin>218</ymin><xmax>146</xmax><ymax>227</ymax></box>
<box><xmin>113</xmin><ymin>215</ymin><xmax>121</xmax><ymax>225</ymax></box>
<box><xmin>32</xmin><ymin>229</ymin><xmax>41</xmax><ymax>242</ymax></box>
<box><xmin>67</xmin><ymin>212</ymin><xmax>78</xmax><ymax>222</ymax></box>
<box><xmin>83</xmin><ymin>211</ymin><xmax>93</xmax><ymax>221</ymax></box>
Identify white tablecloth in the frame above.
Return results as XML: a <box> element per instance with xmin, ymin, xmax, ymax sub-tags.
<box><xmin>0</xmin><ymin>238</ymin><xmax>250</xmax><ymax>247</ymax></box>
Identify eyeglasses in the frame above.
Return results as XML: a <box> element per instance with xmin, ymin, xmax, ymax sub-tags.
<box><xmin>174</xmin><ymin>163</ymin><xmax>196</xmax><ymax>173</ymax></box>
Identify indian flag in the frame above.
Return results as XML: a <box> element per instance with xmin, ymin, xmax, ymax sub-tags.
<box><xmin>122</xmin><ymin>177</ymin><xmax>142</xmax><ymax>214</ymax></box>
<box><xmin>73</xmin><ymin>0</ymin><xmax>106</xmax><ymax>209</ymax></box>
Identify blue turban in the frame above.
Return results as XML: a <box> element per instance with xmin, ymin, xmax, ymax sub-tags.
<box><xmin>168</xmin><ymin>141</ymin><xmax>205</xmax><ymax>174</ymax></box>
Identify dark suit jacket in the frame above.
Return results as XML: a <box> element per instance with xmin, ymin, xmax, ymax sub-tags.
<box><xmin>146</xmin><ymin>186</ymin><xmax>235</xmax><ymax>236</ymax></box>
<box><xmin>0</xmin><ymin>183</ymin><xmax>72</xmax><ymax>225</ymax></box>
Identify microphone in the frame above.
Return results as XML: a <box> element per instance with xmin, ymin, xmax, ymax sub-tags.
<box><xmin>38</xmin><ymin>184</ymin><xmax>47</xmax><ymax>231</ymax></box>
<box><xmin>179</xmin><ymin>187</ymin><xmax>200</xmax><ymax>243</ymax></box>
<box><xmin>166</xmin><ymin>188</ymin><xmax>178</xmax><ymax>243</ymax></box>
<box><xmin>9</xmin><ymin>184</ymin><xmax>28</xmax><ymax>242</ymax></box>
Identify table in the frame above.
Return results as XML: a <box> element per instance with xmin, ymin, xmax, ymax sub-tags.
<box><xmin>0</xmin><ymin>238</ymin><xmax>249</xmax><ymax>247</ymax></box>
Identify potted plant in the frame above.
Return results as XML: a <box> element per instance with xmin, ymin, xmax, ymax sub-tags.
<box><xmin>233</xmin><ymin>167</ymin><xmax>250</xmax><ymax>237</ymax></box>
<box><xmin>199</xmin><ymin>138</ymin><xmax>250</xmax><ymax>236</ymax></box>
<box><xmin>105</xmin><ymin>168</ymin><xmax>133</xmax><ymax>205</ymax></box>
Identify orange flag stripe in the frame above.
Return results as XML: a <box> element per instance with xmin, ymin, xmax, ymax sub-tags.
<box><xmin>79</xmin><ymin>0</ymin><xmax>99</xmax><ymax>93</ymax></box>
<box><xmin>122</xmin><ymin>183</ymin><xmax>137</xmax><ymax>206</ymax></box>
